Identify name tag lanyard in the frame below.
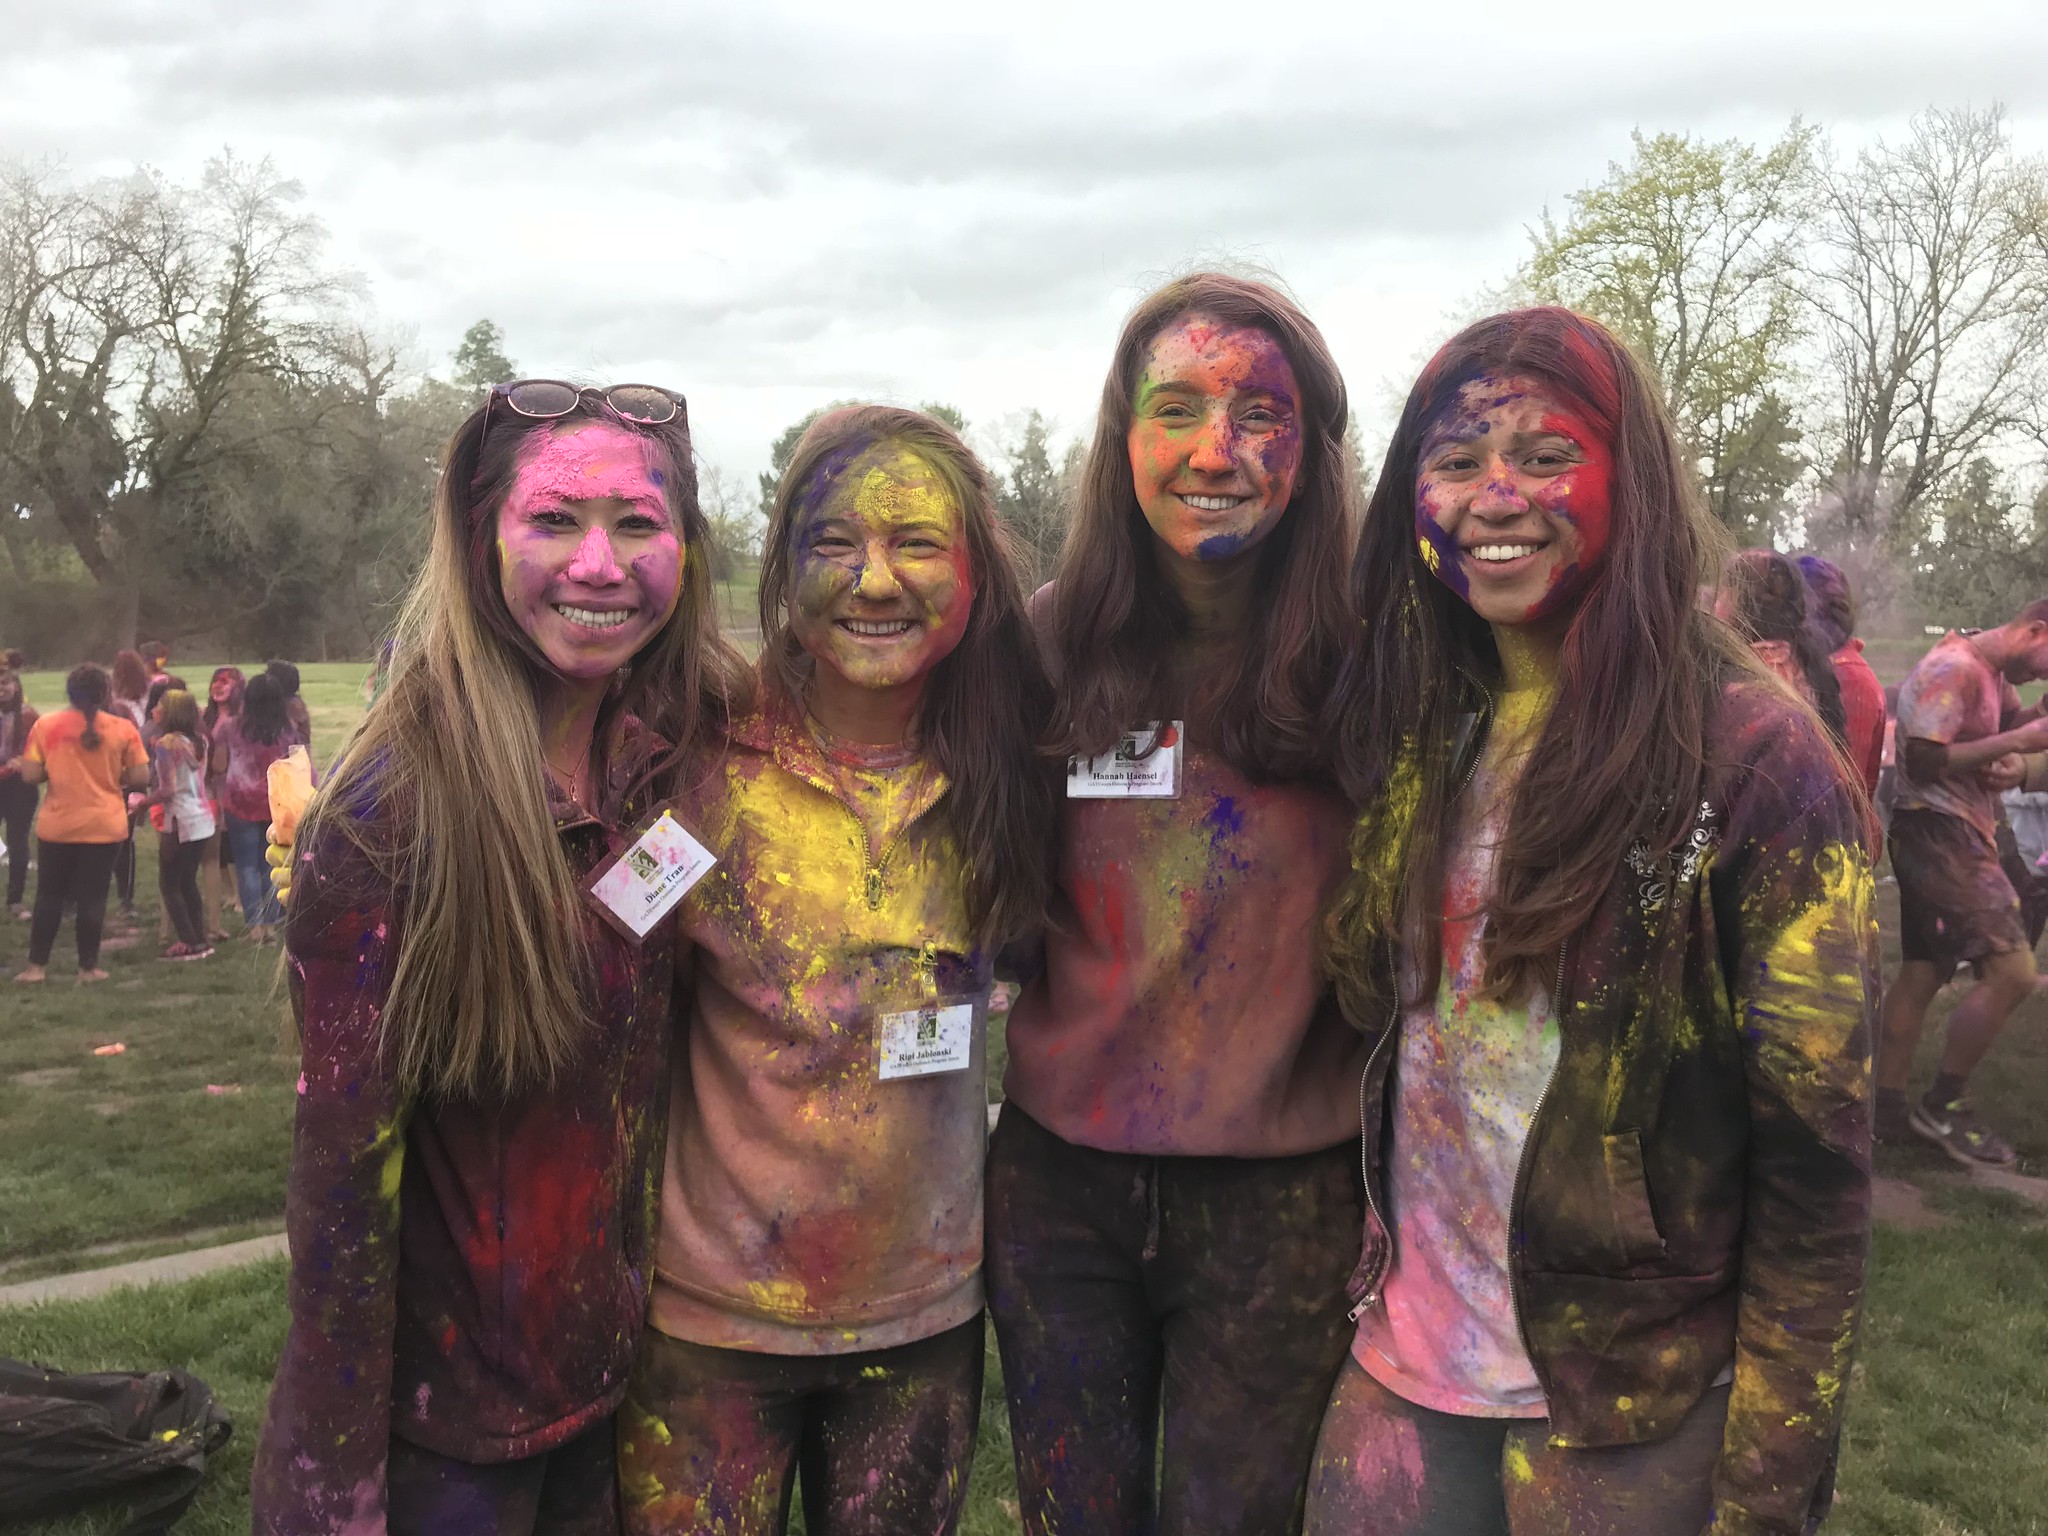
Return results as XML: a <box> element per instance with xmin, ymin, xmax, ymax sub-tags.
<box><xmin>585</xmin><ymin>807</ymin><xmax>718</xmax><ymax>944</ymax></box>
<box><xmin>1067</xmin><ymin>721</ymin><xmax>1184</xmax><ymax>800</ymax></box>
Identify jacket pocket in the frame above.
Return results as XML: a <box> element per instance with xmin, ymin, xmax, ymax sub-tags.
<box><xmin>1601</xmin><ymin>1130</ymin><xmax>1668</xmax><ymax>1267</ymax></box>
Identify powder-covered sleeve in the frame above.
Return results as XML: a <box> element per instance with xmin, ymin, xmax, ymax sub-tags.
<box><xmin>1707</xmin><ymin>737</ymin><xmax>1877</xmax><ymax>1536</ymax></box>
<box><xmin>250</xmin><ymin>828</ymin><xmax>411</xmax><ymax>1536</ymax></box>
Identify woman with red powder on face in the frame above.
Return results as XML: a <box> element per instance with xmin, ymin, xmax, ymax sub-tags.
<box><xmin>251</xmin><ymin>383</ymin><xmax>748</xmax><ymax>1536</ymax></box>
<box><xmin>1305</xmin><ymin>309</ymin><xmax>1875</xmax><ymax>1536</ymax></box>
<box><xmin>617</xmin><ymin>407</ymin><xmax>1054</xmax><ymax>1536</ymax></box>
<box><xmin>986</xmin><ymin>273</ymin><xmax>1368</xmax><ymax>1535</ymax></box>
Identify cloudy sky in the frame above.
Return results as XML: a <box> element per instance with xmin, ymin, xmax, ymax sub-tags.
<box><xmin>5</xmin><ymin>0</ymin><xmax>2046</xmax><ymax>486</ymax></box>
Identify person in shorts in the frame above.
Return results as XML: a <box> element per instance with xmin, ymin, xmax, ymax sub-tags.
<box><xmin>1877</xmin><ymin>601</ymin><xmax>2048</xmax><ymax>1165</ymax></box>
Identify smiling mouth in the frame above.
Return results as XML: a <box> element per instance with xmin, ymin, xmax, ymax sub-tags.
<box><xmin>1177</xmin><ymin>493</ymin><xmax>1249</xmax><ymax>513</ymax></box>
<box><xmin>555</xmin><ymin>604</ymin><xmax>637</xmax><ymax>630</ymax></box>
<box><xmin>1465</xmin><ymin>543</ymin><xmax>1549</xmax><ymax>564</ymax></box>
<box><xmin>837</xmin><ymin>617</ymin><xmax>918</xmax><ymax>638</ymax></box>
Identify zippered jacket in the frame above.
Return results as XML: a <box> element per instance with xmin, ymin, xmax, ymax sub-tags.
<box><xmin>647</xmin><ymin>685</ymin><xmax>990</xmax><ymax>1354</ymax></box>
<box><xmin>252</xmin><ymin>735</ymin><xmax>676</xmax><ymax>1535</ymax></box>
<box><xmin>1344</xmin><ymin>676</ymin><xmax>1876</xmax><ymax>1536</ymax></box>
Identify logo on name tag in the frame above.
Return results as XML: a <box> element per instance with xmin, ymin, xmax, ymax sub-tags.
<box><xmin>1067</xmin><ymin>722</ymin><xmax>1183</xmax><ymax>799</ymax></box>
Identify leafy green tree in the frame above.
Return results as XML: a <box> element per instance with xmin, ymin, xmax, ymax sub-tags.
<box><xmin>450</xmin><ymin>319</ymin><xmax>516</xmax><ymax>393</ymax></box>
<box><xmin>1907</xmin><ymin>459</ymin><xmax>2048</xmax><ymax>628</ymax></box>
<box><xmin>1525</xmin><ymin>123</ymin><xmax>1815</xmax><ymax>542</ymax></box>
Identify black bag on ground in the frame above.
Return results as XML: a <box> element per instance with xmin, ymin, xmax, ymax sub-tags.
<box><xmin>0</xmin><ymin>1358</ymin><xmax>232</xmax><ymax>1534</ymax></box>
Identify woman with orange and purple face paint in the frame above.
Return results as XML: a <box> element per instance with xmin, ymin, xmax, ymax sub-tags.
<box><xmin>618</xmin><ymin>406</ymin><xmax>1053</xmax><ymax>1536</ymax></box>
<box><xmin>251</xmin><ymin>383</ymin><xmax>748</xmax><ymax>1536</ymax></box>
<box><xmin>986</xmin><ymin>272</ymin><xmax>1369</xmax><ymax>1535</ymax></box>
<box><xmin>1304</xmin><ymin>309</ymin><xmax>1875</xmax><ymax>1536</ymax></box>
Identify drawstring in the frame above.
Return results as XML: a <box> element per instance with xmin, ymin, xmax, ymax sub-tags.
<box><xmin>1141</xmin><ymin>1158</ymin><xmax>1162</xmax><ymax>1263</ymax></box>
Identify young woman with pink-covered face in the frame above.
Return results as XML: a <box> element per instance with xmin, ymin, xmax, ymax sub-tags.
<box><xmin>253</xmin><ymin>385</ymin><xmax>749</xmax><ymax>1536</ymax></box>
<box><xmin>987</xmin><ymin>273</ymin><xmax>1368</xmax><ymax>1534</ymax></box>
<box><xmin>1308</xmin><ymin>309</ymin><xmax>1874</xmax><ymax>1536</ymax></box>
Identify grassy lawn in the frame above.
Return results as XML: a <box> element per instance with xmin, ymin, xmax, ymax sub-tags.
<box><xmin>3</xmin><ymin>654</ymin><xmax>2046</xmax><ymax>1530</ymax></box>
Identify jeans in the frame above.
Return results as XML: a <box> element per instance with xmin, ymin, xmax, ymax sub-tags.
<box><xmin>224</xmin><ymin>812</ymin><xmax>282</xmax><ymax>927</ymax></box>
<box><xmin>620</xmin><ymin>1316</ymin><xmax>984</xmax><ymax>1536</ymax></box>
<box><xmin>385</xmin><ymin>1415</ymin><xmax>620</xmax><ymax>1536</ymax></box>
<box><xmin>0</xmin><ymin>776</ymin><xmax>35</xmax><ymax>905</ymax></box>
<box><xmin>1304</xmin><ymin>1356</ymin><xmax>1731</xmax><ymax>1536</ymax></box>
<box><xmin>985</xmin><ymin>1103</ymin><xmax>1363</xmax><ymax>1536</ymax></box>
<box><xmin>27</xmin><ymin>839</ymin><xmax>121</xmax><ymax>969</ymax></box>
<box><xmin>158</xmin><ymin>829</ymin><xmax>209</xmax><ymax>947</ymax></box>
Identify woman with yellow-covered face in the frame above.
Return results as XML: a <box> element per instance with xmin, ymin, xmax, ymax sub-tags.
<box><xmin>619</xmin><ymin>406</ymin><xmax>1053</xmax><ymax>1536</ymax></box>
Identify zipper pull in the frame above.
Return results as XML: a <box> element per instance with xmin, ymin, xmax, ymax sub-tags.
<box><xmin>865</xmin><ymin>868</ymin><xmax>883</xmax><ymax>909</ymax></box>
<box><xmin>1347</xmin><ymin>1293</ymin><xmax>1378</xmax><ymax>1322</ymax></box>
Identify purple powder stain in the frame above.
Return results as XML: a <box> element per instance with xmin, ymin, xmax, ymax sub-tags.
<box><xmin>1195</xmin><ymin>530</ymin><xmax>1251</xmax><ymax>561</ymax></box>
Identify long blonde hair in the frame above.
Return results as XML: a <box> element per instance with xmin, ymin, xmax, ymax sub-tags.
<box><xmin>297</xmin><ymin>398</ymin><xmax>750</xmax><ymax>1100</ymax></box>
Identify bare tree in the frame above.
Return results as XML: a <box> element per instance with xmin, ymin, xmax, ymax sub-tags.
<box><xmin>1805</xmin><ymin>106</ymin><xmax>2048</xmax><ymax>546</ymax></box>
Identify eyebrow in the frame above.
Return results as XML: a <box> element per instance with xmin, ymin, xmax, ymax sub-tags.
<box><xmin>1425</xmin><ymin>422</ymin><xmax>1584</xmax><ymax>450</ymax></box>
<box><xmin>1138</xmin><ymin>378</ymin><xmax>1298</xmax><ymax>407</ymax></box>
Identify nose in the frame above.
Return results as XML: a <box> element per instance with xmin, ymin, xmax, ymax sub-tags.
<box><xmin>1188</xmin><ymin>411</ymin><xmax>1237</xmax><ymax>475</ymax></box>
<box><xmin>853</xmin><ymin>541</ymin><xmax>904</xmax><ymax>601</ymax></box>
<box><xmin>1470</xmin><ymin>455</ymin><xmax>1527</xmax><ymax>517</ymax></box>
<box><xmin>565</xmin><ymin>524</ymin><xmax>624</xmax><ymax>584</ymax></box>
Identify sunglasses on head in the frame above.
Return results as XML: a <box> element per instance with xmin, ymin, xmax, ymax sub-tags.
<box><xmin>483</xmin><ymin>379</ymin><xmax>689</xmax><ymax>434</ymax></box>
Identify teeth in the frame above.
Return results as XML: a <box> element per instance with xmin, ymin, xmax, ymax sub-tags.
<box><xmin>555</xmin><ymin>605</ymin><xmax>634</xmax><ymax>628</ymax></box>
<box><xmin>841</xmin><ymin>618</ymin><xmax>915</xmax><ymax>636</ymax></box>
<box><xmin>1469</xmin><ymin>544</ymin><xmax>1541</xmax><ymax>563</ymax></box>
<box><xmin>1180</xmin><ymin>494</ymin><xmax>1245</xmax><ymax>512</ymax></box>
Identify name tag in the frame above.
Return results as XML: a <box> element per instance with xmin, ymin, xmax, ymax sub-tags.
<box><xmin>587</xmin><ymin>810</ymin><xmax>716</xmax><ymax>941</ymax></box>
<box><xmin>1067</xmin><ymin>722</ymin><xmax>1182</xmax><ymax>799</ymax></box>
<box><xmin>877</xmin><ymin>1002</ymin><xmax>975</xmax><ymax>1080</ymax></box>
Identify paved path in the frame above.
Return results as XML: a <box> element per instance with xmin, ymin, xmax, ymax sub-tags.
<box><xmin>0</xmin><ymin>1233</ymin><xmax>287</xmax><ymax>1309</ymax></box>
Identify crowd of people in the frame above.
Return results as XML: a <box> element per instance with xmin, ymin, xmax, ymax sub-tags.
<box><xmin>7</xmin><ymin>279</ymin><xmax>2044</xmax><ymax>1536</ymax></box>
<box><xmin>0</xmin><ymin>650</ymin><xmax>314</xmax><ymax>980</ymax></box>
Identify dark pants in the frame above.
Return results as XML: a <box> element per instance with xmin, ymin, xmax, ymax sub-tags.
<box><xmin>0</xmin><ymin>777</ymin><xmax>35</xmax><ymax>905</ymax></box>
<box><xmin>385</xmin><ymin>1415</ymin><xmax>620</xmax><ymax>1536</ymax></box>
<box><xmin>157</xmin><ymin>829</ymin><xmax>208</xmax><ymax>947</ymax></box>
<box><xmin>985</xmin><ymin>1103</ymin><xmax>1363</xmax><ymax>1536</ymax></box>
<box><xmin>1304</xmin><ymin>1356</ymin><xmax>1730</xmax><ymax>1536</ymax></box>
<box><xmin>27</xmin><ymin>839</ymin><xmax>121</xmax><ymax>968</ymax></box>
<box><xmin>619</xmin><ymin>1316</ymin><xmax>984</xmax><ymax>1535</ymax></box>
<box><xmin>113</xmin><ymin>829</ymin><xmax>136</xmax><ymax>910</ymax></box>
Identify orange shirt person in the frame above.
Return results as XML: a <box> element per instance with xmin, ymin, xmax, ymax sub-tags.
<box><xmin>14</xmin><ymin>664</ymin><xmax>149</xmax><ymax>984</ymax></box>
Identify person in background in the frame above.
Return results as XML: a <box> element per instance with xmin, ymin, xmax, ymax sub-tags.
<box><xmin>1877</xmin><ymin>601</ymin><xmax>2048</xmax><ymax>1165</ymax></box>
<box><xmin>0</xmin><ymin>664</ymin><xmax>39</xmax><ymax>920</ymax></box>
<box><xmin>1800</xmin><ymin>555</ymin><xmax>1886</xmax><ymax>797</ymax></box>
<box><xmin>142</xmin><ymin>687</ymin><xmax>216</xmax><ymax>961</ymax></box>
<box><xmin>211</xmin><ymin>672</ymin><xmax>302</xmax><ymax>944</ymax></box>
<box><xmin>140</xmin><ymin>640</ymin><xmax>172</xmax><ymax>686</ymax></box>
<box><xmin>13</xmin><ymin>664</ymin><xmax>150</xmax><ymax>984</ymax></box>
<box><xmin>202</xmin><ymin>667</ymin><xmax>245</xmax><ymax>941</ymax></box>
<box><xmin>139</xmin><ymin>674</ymin><xmax>187</xmax><ymax>944</ymax></box>
<box><xmin>1713</xmin><ymin>549</ymin><xmax>1848</xmax><ymax>741</ymax></box>
<box><xmin>266</xmin><ymin>660</ymin><xmax>313</xmax><ymax>748</ymax></box>
<box><xmin>109</xmin><ymin>648</ymin><xmax>152</xmax><ymax>928</ymax></box>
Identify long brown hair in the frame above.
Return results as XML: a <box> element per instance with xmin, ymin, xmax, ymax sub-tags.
<box><xmin>1325</xmin><ymin>307</ymin><xmax>1756</xmax><ymax>1020</ymax></box>
<box><xmin>1043</xmin><ymin>271</ymin><xmax>1357</xmax><ymax>781</ymax></box>
<box><xmin>298</xmin><ymin>397</ymin><xmax>751</xmax><ymax>1100</ymax></box>
<box><xmin>1722</xmin><ymin>548</ymin><xmax>1847</xmax><ymax>740</ymax></box>
<box><xmin>758</xmin><ymin>405</ymin><xmax>1054</xmax><ymax>946</ymax></box>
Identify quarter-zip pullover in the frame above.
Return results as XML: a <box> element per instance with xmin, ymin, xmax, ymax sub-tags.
<box><xmin>648</xmin><ymin>687</ymin><xmax>990</xmax><ymax>1354</ymax></box>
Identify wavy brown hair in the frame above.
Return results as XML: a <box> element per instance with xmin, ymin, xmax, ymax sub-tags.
<box><xmin>1723</xmin><ymin>548</ymin><xmax>1847</xmax><ymax>740</ymax></box>
<box><xmin>758</xmin><ymin>404</ymin><xmax>1055</xmax><ymax>946</ymax></box>
<box><xmin>1324</xmin><ymin>307</ymin><xmax>1760</xmax><ymax>1021</ymax></box>
<box><xmin>1042</xmin><ymin>271</ymin><xmax>1358</xmax><ymax>781</ymax></box>
<box><xmin>296</xmin><ymin>397</ymin><xmax>752</xmax><ymax>1100</ymax></box>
